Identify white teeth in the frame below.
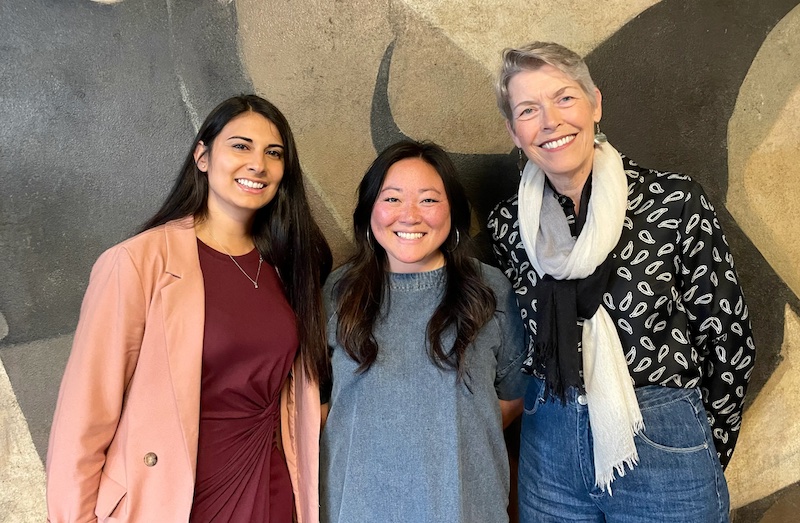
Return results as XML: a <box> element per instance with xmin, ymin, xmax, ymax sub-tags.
<box><xmin>396</xmin><ymin>232</ymin><xmax>424</xmax><ymax>240</ymax></box>
<box><xmin>541</xmin><ymin>135</ymin><xmax>575</xmax><ymax>150</ymax></box>
<box><xmin>237</xmin><ymin>179</ymin><xmax>266</xmax><ymax>189</ymax></box>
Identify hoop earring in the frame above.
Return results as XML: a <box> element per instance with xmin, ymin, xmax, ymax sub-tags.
<box><xmin>594</xmin><ymin>122</ymin><xmax>607</xmax><ymax>146</ymax></box>
<box><xmin>448</xmin><ymin>229</ymin><xmax>460</xmax><ymax>252</ymax></box>
<box><xmin>517</xmin><ymin>148</ymin><xmax>526</xmax><ymax>176</ymax></box>
<box><xmin>366</xmin><ymin>228</ymin><xmax>374</xmax><ymax>251</ymax></box>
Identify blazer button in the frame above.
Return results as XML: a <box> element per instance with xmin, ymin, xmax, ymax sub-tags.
<box><xmin>143</xmin><ymin>452</ymin><xmax>158</xmax><ymax>467</ymax></box>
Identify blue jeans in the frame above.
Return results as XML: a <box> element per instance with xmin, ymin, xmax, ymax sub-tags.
<box><xmin>518</xmin><ymin>377</ymin><xmax>730</xmax><ymax>523</ymax></box>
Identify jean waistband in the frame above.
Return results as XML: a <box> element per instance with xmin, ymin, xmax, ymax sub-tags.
<box><xmin>528</xmin><ymin>375</ymin><xmax>701</xmax><ymax>410</ymax></box>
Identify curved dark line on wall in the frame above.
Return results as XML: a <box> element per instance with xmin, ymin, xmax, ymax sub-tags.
<box><xmin>586</xmin><ymin>0</ymin><xmax>799</xmax><ymax>202</ymax></box>
<box><xmin>586</xmin><ymin>0</ymin><xmax>800</xmax><ymax>430</ymax></box>
<box><xmin>370</xmin><ymin>40</ymin><xmax>519</xmax><ymax>260</ymax></box>
<box><xmin>371</xmin><ymin>40</ymin><xmax>408</xmax><ymax>152</ymax></box>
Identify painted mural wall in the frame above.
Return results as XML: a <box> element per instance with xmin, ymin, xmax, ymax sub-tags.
<box><xmin>1</xmin><ymin>0</ymin><xmax>798</xmax><ymax>521</ymax></box>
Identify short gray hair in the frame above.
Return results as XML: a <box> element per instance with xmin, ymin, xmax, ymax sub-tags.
<box><xmin>495</xmin><ymin>42</ymin><xmax>597</xmax><ymax>122</ymax></box>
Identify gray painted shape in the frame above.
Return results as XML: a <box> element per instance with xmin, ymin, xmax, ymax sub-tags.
<box><xmin>0</xmin><ymin>0</ymin><xmax>253</xmax><ymax>461</ymax></box>
<box><xmin>0</xmin><ymin>0</ymin><xmax>252</xmax><ymax>347</ymax></box>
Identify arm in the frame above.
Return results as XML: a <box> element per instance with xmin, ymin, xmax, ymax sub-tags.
<box><xmin>320</xmin><ymin>401</ymin><xmax>329</xmax><ymax>428</ymax></box>
<box><xmin>489</xmin><ymin>266</ymin><xmax>529</xmax><ymax>421</ymax></box>
<box><xmin>500</xmin><ymin>398</ymin><xmax>524</xmax><ymax>429</ymax></box>
<box><xmin>319</xmin><ymin>364</ymin><xmax>332</xmax><ymax>429</ymax></box>
<box><xmin>319</xmin><ymin>272</ymin><xmax>338</xmax><ymax>430</ymax></box>
<box><xmin>46</xmin><ymin>246</ymin><xmax>146</xmax><ymax>522</ymax></box>
<box><xmin>677</xmin><ymin>183</ymin><xmax>755</xmax><ymax>468</ymax></box>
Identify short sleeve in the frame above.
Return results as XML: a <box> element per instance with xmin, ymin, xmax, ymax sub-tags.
<box><xmin>483</xmin><ymin>264</ymin><xmax>528</xmax><ymax>400</ymax></box>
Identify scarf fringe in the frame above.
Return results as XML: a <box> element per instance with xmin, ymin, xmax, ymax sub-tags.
<box><xmin>596</xmin><ymin>418</ymin><xmax>645</xmax><ymax>494</ymax></box>
<box><xmin>596</xmin><ymin>453</ymin><xmax>640</xmax><ymax>495</ymax></box>
<box><xmin>532</xmin><ymin>342</ymin><xmax>566</xmax><ymax>400</ymax></box>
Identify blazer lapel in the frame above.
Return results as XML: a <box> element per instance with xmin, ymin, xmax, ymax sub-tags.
<box><xmin>159</xmin><ymin>217</ymin><xmax>205</xmax><ymax>477</ymax></box>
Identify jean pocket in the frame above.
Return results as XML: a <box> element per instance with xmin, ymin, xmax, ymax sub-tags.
<box><xmin>523</xmin><ymin>376</ymin><xmax>546</xmax><ymax>415</ymax></box>
<box><xmin>637</xmin><ymin>388</ymin><xmax>710</xmax><ymax>453</ymax></box>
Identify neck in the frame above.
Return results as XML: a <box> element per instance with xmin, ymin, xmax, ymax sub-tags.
<box><xmin>545</xmin><ymin>169</ymin><xmax>590</xmax><ymax>216</ymax></box>
<box><xmin>196</xmin><ymin>214</ymin><xmax>255</xmax><ymax>255</ymax></box>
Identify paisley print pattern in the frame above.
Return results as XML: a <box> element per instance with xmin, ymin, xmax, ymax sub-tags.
<box><xmin>488</xmin><ymin>155</ymin><xmax>755</xmax><ymax>468</ymax></box>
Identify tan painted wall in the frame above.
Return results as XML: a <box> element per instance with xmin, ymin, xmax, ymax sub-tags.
<box><xmin>1</xmin><ymin>1</ymin><xmax>798</xmax><ymax>521</ymax></box>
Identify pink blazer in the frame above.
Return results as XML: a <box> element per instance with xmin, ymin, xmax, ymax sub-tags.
<box><xmin>46</xmin><ymin>217</ymin><xmax>321</xmax><ymax>523</ymax></box>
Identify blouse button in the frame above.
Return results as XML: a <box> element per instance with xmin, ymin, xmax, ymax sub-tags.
<box><xmin>143</xmin><ymin>452</ymin><xmax>158</xmax><ymax>467</ymax></box>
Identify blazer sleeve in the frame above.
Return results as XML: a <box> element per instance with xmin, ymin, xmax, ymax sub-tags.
<box><xmin>46</xmin><ymin>245</ymin><xmax>147</xmax><ymax>522</ymax></box>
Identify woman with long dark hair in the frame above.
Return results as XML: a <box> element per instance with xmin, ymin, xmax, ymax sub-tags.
<box><xmin>320</xmin><ymin>140</ymin><xmax>527</xmax><ymax>523</ymax></box>
<box><xmin>47</xmin><ymin>95</ymin><xmax>331</xmax><ymax>523</ymax></box>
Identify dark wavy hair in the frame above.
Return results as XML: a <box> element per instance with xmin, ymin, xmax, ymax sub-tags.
<box><xmin>333</xmin><ymin>140</ymin><xmax>496</xmax><ymax>380</ymax></box>
<box><xmin>141</xmin><ymin>94</ymin><xmax>332</xmax><ymax>383</ymax></box>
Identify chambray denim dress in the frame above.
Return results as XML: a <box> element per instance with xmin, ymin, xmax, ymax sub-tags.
<box><xmin>320</xmin><ymin>262</ymin><xmax>528</xmax><ymax>523</ymax></box>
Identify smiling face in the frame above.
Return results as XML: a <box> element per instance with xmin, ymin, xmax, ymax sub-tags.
<box><xmin>506</xmin><ymin>64</ymin><xmax>602</xmax><ymax>185</ymax></box>
<box><xmin>194</xmin><ymin>111</ymin><xmax>285</xmax><ymax>225</ymax></box>
<box><xmin>370</xmin><ymin>157</ymin><xmax>451</xmax><ymax>273</ymax></box>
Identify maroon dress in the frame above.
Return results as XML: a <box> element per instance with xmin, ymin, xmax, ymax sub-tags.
<box><xmin>190</xmin><ymin>240</ymin><xmax>296</xmax><ymax>523</ymax></box>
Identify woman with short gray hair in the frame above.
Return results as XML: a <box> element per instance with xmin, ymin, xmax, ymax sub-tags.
<box><xmin>488</xmin><ymin>41</ymin><xmax>754</xmax><ymax>522</ymax></box>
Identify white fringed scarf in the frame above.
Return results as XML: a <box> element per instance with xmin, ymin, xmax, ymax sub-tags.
<box><xmin>517</xmin><ymin>141</ymin><xmax>644</xmax><ymax>492</ymax></box>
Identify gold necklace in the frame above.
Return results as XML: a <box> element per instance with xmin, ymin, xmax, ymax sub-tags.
<box><xmin>207</xmin><ymin>230</ymin><xmax>263</xmax><ymax>289</ymax></box>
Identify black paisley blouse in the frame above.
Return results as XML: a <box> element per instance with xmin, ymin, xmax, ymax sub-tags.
<box><xmin>488</xmin><ymin>155</ymin><xmax>755</xmax><ymax>468</ymax></box>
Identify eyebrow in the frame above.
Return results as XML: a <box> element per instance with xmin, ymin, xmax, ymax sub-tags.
<box><xmin>511</xmin><ymin>85</ymin><xmax>578</xmax><ymax>110</ymax></box>
<box><xmin>227</xmin><ymin>136</ymin><xmax>284</xmax><ymax>148</ymax></box>
<box><xmin>552</xmin><ymin>86</ymin><xmax>571</xmax><ymax>97</ymax></box>
<box><xmin>380</xmin><ymin>186</ymin><xmax>444</xmax><ymax>194</ymax></box>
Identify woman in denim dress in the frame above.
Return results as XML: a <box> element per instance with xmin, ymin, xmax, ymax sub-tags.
<box><xmin>321</xmin><ymin>140</ymin><xmax>528</xmax><ymax>523</ymax></box>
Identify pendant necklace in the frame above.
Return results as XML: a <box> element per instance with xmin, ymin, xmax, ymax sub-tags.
<box><xmin>207</xmin><ymin>230</ymin><xmax>263</xmax><ymax>289</ymax></box>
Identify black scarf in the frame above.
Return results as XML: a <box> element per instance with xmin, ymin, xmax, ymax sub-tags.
<box><xmin>531</xmin><ymin>255</ymin><xmax>613</xmax><ymax>400</ymax></box>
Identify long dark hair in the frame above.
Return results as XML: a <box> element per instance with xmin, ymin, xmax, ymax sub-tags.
<box><xmin>333</xmin><ymin>140</ymin><xmax>496</xmax><ymax>380</ymax></box>
<box><xmin>142</xmin><ymin>95</ymin><xmax>332</xmax><ymax>383</ymax></box>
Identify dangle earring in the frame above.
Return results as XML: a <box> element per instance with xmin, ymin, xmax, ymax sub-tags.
<box><xmin>517</xmin><ymin>148</ymin><xmax>526</xmax><ymax>176</ymax></box>
<box><xmin>593</xmin><ymin>122</ymin><xmax>607</xmax><ymax>146</ymax></box>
